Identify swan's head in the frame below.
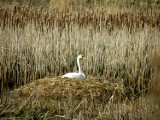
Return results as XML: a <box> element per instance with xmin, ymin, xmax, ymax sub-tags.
<box><xmin>77</xmin><ymin>54</ymin><xmax>84</xmax><ymax>59</ymax></box>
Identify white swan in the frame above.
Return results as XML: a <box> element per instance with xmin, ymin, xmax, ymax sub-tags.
<box><xmin>61</xmin><ymin>55</ymin><xmax>86</xmax><ymax>79</ymax></box>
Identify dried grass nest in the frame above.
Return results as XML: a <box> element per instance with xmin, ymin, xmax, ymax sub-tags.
<box><xmin>0</xmin><ymin>77</ymin><xmax>126</xmax><ymax>118</ymax></box>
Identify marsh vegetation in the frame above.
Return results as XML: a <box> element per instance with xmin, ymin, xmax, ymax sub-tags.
<box><xmin>0</xmin><ymin>0</ymin><xmax>160</xmax><ymax>119</ymax></box>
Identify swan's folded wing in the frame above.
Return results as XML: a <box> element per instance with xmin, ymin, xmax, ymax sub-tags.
<box><xmin>61</xmin><ymin>72</ymin><xmax>85</xmax><ymax>79</ymax></box>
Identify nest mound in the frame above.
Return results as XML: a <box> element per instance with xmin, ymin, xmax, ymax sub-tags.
<box><xmin>0</xmin><ymin>77</ymin><xmax>125</xmax><ymax>119</ymax></box>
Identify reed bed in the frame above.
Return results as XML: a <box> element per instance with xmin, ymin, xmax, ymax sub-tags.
<box><xmin>0</xmin><ymin>5</ymin><xmax>160</xmax><ymax>32</ymax></box>
<box><xmin>0</xmin><ymin>2</ymin><xmax>160</xmax><ymax>119</ymax></box>
<box><xmin>0</xmin><ymin>5</ymin><xmax>160</xmax><ymax>93</ymax></box>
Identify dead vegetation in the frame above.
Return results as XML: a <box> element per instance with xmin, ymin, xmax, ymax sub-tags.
<box><xmin>0</xmin><ymin>78</ymin><xmax>154</xmax><ymax>119</ymax></box>
<box><xmin>0</xmin><ymin>1</ymin><xmax>160</xmax><ymax>119</ymax></box>
<box><xmin>0</xmin><ymin>77</ymin><xmax>125</xmax><ymax>119</ymax></box>
<box><xmin>0</xmin><ymin>76</ymin><xmax>159</xmax><ymax>119</ymax></box>
<box><xmin>0</xmin><ymin>4</ymin><xmax>159</xmax><ymax>93</ymax></box>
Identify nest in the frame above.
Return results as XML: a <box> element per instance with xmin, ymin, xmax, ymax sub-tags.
<box><xmin>0</xmin><ymin>77</ymin><xmax>125</xmax><ymax>119</ymax></box>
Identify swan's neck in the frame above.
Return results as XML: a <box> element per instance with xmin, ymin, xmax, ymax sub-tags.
<box><xmin>77</xmin><ymin>57</ymin><xmax>82</xmax><ymax>73</ymax></box>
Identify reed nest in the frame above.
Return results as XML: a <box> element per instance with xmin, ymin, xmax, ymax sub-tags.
<box><xmin>0</xmin><ymin>77</ymin><xmax>126</xmax><ymax>119</ymax></box>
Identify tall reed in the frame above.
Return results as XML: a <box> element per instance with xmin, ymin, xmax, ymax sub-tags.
<box><xmin>0</xmin><ymin>5</ymin><xmax>159</xmax><ymax>94</ymax></box>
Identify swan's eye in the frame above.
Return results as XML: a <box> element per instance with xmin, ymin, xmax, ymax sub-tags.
<box><xmin>81</xmin><ymin>55</ymin><xmax>85</xmax><ymax>59</ymax></box>
<box><xmin>78</xmin><ymin>54</ymin><xmax>84</xmax><ymax>58</ymax></box>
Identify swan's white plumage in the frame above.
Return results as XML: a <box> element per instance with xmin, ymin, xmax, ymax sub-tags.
<box><xmin>62</xmin><ymin>72</ymin><xmax>85</xmax><ymax>79</ymax></box>
<box><xmin>62</xmin><ymin>55</ymin><xmax>86</xmax><ymax>79</ymax></box>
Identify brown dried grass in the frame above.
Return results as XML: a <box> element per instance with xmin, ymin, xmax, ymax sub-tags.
<box><xmin>0</xmin><ymin>76</ymin><xmax>159</xmax><ymax>119</ymax></box>
<box><xmin>0</xmin><ymin>3</ymin><xmax>160</xmax><ymax>119</ymax></box>
<box><xmin>0</xmin><ymin>77</ymin><xmax>125</xmax><ymax>119</ymax></box>
<box><xmin>0</xmin><ymin>5</ymin><xmax>159</xmax><ymax>93</ymax></box>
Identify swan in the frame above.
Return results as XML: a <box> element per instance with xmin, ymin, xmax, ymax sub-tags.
<box><xmin>61</xmin><ymin>54</ymin><xmax>86</xmax><ymax>79</ymax></box>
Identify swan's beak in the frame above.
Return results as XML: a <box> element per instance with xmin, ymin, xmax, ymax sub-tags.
<box><xmin>82</xmin><ymin>56</ymin><xmax>86</xmax><ymax>60</ymax></box>
<box><xmin>79</xmin><ymin>54</ymin><xmax>85</xmax><ymax>60</ymax></box>
<box><xmin>81</xmin><ymin>55</ymin><xmax>84</xmax><ymax>58</ymax></box>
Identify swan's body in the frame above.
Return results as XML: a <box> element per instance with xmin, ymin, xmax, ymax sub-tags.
<box><xmin>62</xmin><ymin>72</ymin><xmax>85</xmax><ymax>79</ymax></box>
<box><xmin>62</xmin><ymin>55</ymin><xmax>86</xmax><ymax>79</ymax></box>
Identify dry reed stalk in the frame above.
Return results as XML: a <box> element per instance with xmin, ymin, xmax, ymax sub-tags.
<box><xmin>0</xmin><ymin>5</ymin><xmax>159</xmax><ymax>94</ymax></box>
<box><xmin>0</xmin><ymin>2</ymin><xmax>159</xmax><ymax>119</ymax></box>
